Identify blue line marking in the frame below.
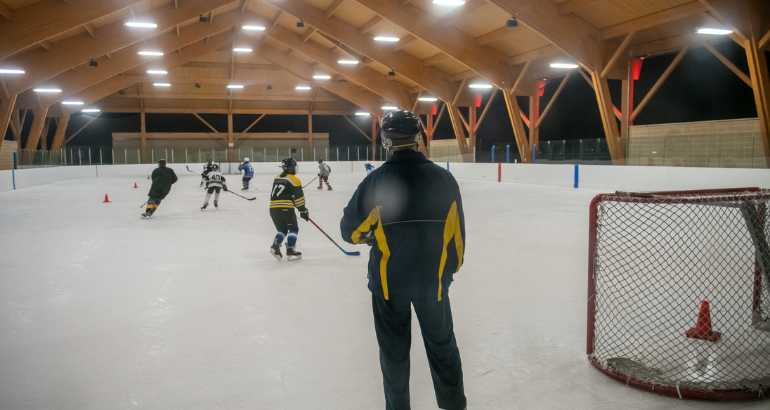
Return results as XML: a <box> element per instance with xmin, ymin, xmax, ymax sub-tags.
<box><xmin>12</xmin><ymin>169</ymin><xmax>16</xmax><ymax>190</ymax></box>
<box><xmin>574</xmin><ymin>164</ymin><xmax>579</xmax><ymax>188</ymax></box>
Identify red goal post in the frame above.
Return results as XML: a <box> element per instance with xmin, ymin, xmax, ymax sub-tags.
<box><xmin>587</xmin><ymin>187</ymin><xmax>770</xmax><ymax>401</ymax></box>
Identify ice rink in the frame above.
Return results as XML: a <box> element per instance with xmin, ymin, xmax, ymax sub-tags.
<box><xmin>0</xmin><ymin>170</ymin><xmax>766</xmax><ymax>409</ymax></box>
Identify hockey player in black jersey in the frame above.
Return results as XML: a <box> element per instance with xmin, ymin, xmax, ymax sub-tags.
<box><xmin>200</xmin><ymin>158</ymin><xmax>214</xmax><ymax>187</ymax></box>
<box><xmin>269</xmin><ymin>158</ymin><xmax>309</xmax><ymax>261</ymax></box>
<box><xmin>142</xmin><ymin>159</ymin><xmax>178</xmax><ymax>218</ymax></box>
<box><xmin>201</xmin><ymin>164</ymin><xmax>227</xmax><ymax>210</ymax></box>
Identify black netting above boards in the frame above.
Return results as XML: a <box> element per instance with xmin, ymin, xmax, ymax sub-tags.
<box><xmin>587</xmin><ymin>188</ymin><xmax>770</xmax><ymax>400</ymax></box>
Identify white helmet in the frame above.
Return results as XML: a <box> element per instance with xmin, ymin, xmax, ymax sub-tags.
<box><xmin>244</xmin><ymin>157</ymin><xmax>249</xmax><ymax>162</ymax></box>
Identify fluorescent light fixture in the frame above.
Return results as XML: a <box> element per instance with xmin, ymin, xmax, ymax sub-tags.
<box><xmin>33</xmin><ymin>88</ymin><xmax>62</xmax><ymax>93</ymax></box>
<box><xmin>82</xmin><ymin>108</ymin><xmax>100</xmax><ymax>113</ymax></box>
<box><xmin>153</xmin><ymin>83</ymin><xmax>171</xmax><ymax>87</ymax></box>
<box><xmin>381</xmin><ymin>105</ymin><xmax>398</xmax><ymax>110</ymax></box>
<box><xmin>373</xmin><ymin>36</ymin><xmax>400</xmax><ymax>42</ymax></box>
<box><xmin>147</xmin><ymin>70</ymin><xmax>167</xmax><ymax>74</ymax></box>
<box><xmin>125</xmin><ymin>21</ymin><xmax>157</xmax><ymax>28</ymax></box>
<box><xmin>295</xmin><ymin>86</ymin><xmax>312</xmax><ymax>90</ymax></box>
<box><xmin>418</xmin><ymin>96</ymin><xmax>438</xmax><ymax>102</ymax></box>
<box><xmin>550</xmin><ymin>62</ymin><xmax>579</xmax><ymax>69</ymax></box>
<box><xmin>313</xmin><ymin>74</ymin><xmax>331</xmax><ymax>79</ymax></box>
<box><xmin>62</xmin><ymin>101</ymin><xmax>85</xmax><ymax>105</ymax></box>
<box><xmin>138</xmin><ymin>51</ymin><xmax>164</xmax><ymax>56</ymax></box>
<box><xmin>696</xmin><ymin>27</ymin><xmax>733</xmax><ymax>35</ymax></box>
<box><xmin>233</xmin><ymin>47</ymin><xmax>253</xmax><ymax>52</ymax></box>
<box><xmin>0</xmin><ymin>68</ymin><xmax>25</xmax><ymax>74</ymax></box>
<box><xmin>432</xmin><ymin>0</ymin><xmax>466</xmax><ymax>5</ymax></box>
<box><xmin>227</xmin><ymin>84</ymin><xmax>244</xmax><ymax>89</ymax></box>
<box><xmin>355</xmin><ymin>112</ymin><xmax>370</xmax><ymax>116</ymax></box>
<box><xmin>242</xmin><ymin>25</ymin><xmax>266</xmax><ymax>31</ymax></box>
<box><xmin>338</xmin><ymin>59</ymin><xmax>359</xmax><ymax>65</ymax></box>
<box><xmin>469</xmin><ymin>83</ymin><xmax>493</xmax><ymax>89</ymax></box>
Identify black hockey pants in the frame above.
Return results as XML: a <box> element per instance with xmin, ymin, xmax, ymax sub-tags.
<box><xmin>371</xmin><ymin>294</ymin><xmax>466</xmax><ymax>410</ymax></box>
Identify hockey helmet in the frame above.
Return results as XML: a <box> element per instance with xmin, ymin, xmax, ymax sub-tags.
<box><xmin>207</xmin><ymin>158</ymin><xmax>213</xmax><ymax>163</ymax></box>
<box><xmin>380</xmin><ymin>109</ymin><xmax>422</xmax><ymax>151</ymax></box>
<box><xmin>211</xmin><ymin>163</ymin><xmax>219</xmax><ymax>171</ymax></box>
<box><xmin>244</xmin><ymin>157</ymin><xmax>249</xmax><ymax>162</ymax></box>
<box><xmin>318</xmin><ymin>158</ymin><xmax>323</xmax><ymax>164</ymax></box>
<box><xmin>282</xmin><ymin>157</ymin><xmax>298</xmax><ymax>174</ymax></box>
<box><xmin>158</xmin><ymin>158</ymin><xmax>167</xmax><ymax>167</ymax></box>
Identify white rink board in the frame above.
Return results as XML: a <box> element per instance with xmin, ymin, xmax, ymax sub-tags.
<box><xmin>1</xmin><ymin>171</ymin><xmax>768</xmax><ymax>409</ymax></box>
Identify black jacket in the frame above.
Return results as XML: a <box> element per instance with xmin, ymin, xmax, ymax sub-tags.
<box><xmin>151</xmin><ymin>166</ymin><xmax>178</xmax><ymax>189</ymax></box>
<box><xmin>340</xmin><ymin>150</ymin><xmax>465</xmax><ymax>302</ymax></box>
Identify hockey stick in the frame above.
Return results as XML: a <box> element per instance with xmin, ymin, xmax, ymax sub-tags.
<box><xmin>185</xmin><ymin>165</ymin><xmax>201</xmax><ymax>174</ymax></box>
<box><xmin>302</xmin><ymin>176</ymin><xmax>318</xmax><ymax>188</ymax></box>
<box><xmin>250</xmin><ymin>181</ymin><xmax>258</xmax><ymax>190</ymax></box>
<box><xmin>226</xmin><ymin>189</ymin><xmax>256</xmax><ymax>201</ymax></box>
<box><xmin>307</xmin><ymin>218</ymin><xmax>361</xmax><ymax>256</ymax></box>
<box><xmin>139</xmin><ymin>201</ymin><xmax>148</xmax><ymax>208</ymax></box>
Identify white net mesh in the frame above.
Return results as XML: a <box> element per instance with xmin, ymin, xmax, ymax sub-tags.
<box><xmin>589</xmin><ymin>189</ymin><xmax>770</xmax><ymax>396</ymax></box>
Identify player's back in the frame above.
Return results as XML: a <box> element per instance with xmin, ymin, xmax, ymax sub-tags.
<box><xmin>206</xmin><ymin>171</ymin><xmax>225</xmax><ymax>187</ymax></box>
<box><xmin>270</xmin><ymin>174</ymin><xmax>305</xmax><ymax>209</ymax></box>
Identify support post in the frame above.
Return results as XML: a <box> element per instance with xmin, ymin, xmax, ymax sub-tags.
<box><xmin>25</xmin><ymin>107</ymin><xmax>49</xmax><ymax>150</ymax></box>
<box><xmin>0</xmin><ymin>94</ymin><xmax>17</xmax><ymax>152</ymax></box>
<box><xmin>502</xmin><ymin>92</ymin><xmax>532</xmax><ymax>163</ymax></box>
<box><xmin>141</xmin><ymin>111</ymin><xmax>147</xmax><ymax>163</ymax></box>
<box><xmin>51</xmin><ymin>114</ymin><xmax>71</xmax><ymax>151</ymax></box>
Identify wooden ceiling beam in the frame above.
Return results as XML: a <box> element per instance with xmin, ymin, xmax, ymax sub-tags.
<box><xmin>699</xmin><ymin>38</ymin><xmax>752</xmax><ymax>86</ymax></box>
<box><xmin>38</xmin><ymin>40</ymin><xmax>53</xmax><ymax>52</ymax></box>
<box><xmin>475</xmin><ymin>27</ymin><xmax>517</xmax><ymax>47</ymax></box>
<box><xmin>0</xmin><ymin>1</ymin><xmax>13</xmax><ymax>21</ymax></box>
<box><xmin>83</xmin><ymin>23</ymin><xmax>96</xmax><ymax>38</ymax></box>
<box><xmin>352</xmin><ymin>0</ymin><xmax>510</xmax><ymax>89</ymax></box>
<box><xmin>114</xmin><ymin>91</ymin><xmax>339</xmax><ymax>102</ymax></box>
<box><xmin>600</xmin><ymin>31</ymin><xmax>635</xmax><ymax>78</ymax></box>
<box><xmin>507</xmin><ymin>45</ymin><xmax>563</xmax><ymax>66</ymax></box>
<box><xmin>0</xmin><ymin>0</ymin><xmax>145</xmax><ymax>61</ymax></box>
<box><xmin>325</xmin><ymin>0</ymin><xmax>347</xmax><ymax>19</ymax></box>
<box><xmin>422</xmin><ymin>53</ymin><xmax>449</xmax><ymax>67</ymax></box>
<box><xmin>601</xmin><ymin>2</ymin><xmax>707</xmax><ymax>40</ymax></box>
<box><xmin>301</xmin><ymin>27</ymin><xmax>317</xmax><ymax>43</ymax></box>
<box><xmin>436</xmin><ymin>0</ymin><xmax>488</xmax><ymax>28</ymax></box>
<box><xmin>391</xmin><ymin>34</ymin><xmax>417</xmax><ymax>52</ymax></box>
<box><xmin>358</xmin><ymin>15</ymin><xmax>382</xmax><ymax>36</ymax></box>
<box><xmin>629</xmin><ymin>32</ymin><xmax>697</xmax><ymax>57</ymax></box>
<box><xmin>699</xmin><ymin>0</ymin><xmax>752</xmax><ymax>41</ymax></box>
<box><xmin>103</xmin><ymin>107</ymin><xmax>355</xmax><ymax>115</ymax></box>
<box><xmin>558</xmin><ymin>0</ymin><xmax>602</xmax><ymax>15</ymax></box>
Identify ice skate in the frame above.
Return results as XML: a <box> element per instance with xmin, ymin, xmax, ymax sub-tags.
<box><xmin>141</xmin><ymin>212</ymin><xmax>150</xmax><ymax>219</ymax></box>
<box><xmin>327</xmin><ymin>187</ymin><xmax>333</xmax><ymax>191</ymax></box>
<box><xmin>201</xmin><ymin>203</ymin><xmax>208</xmax><ymax>210</ymax></box>
<box><xmin>270</xmin><ymin>243</ymin><xmax>282</xmax><ymax>261</ymax></box>
<box><xmin>214</xmin><ymin>200</ymin><xmax>218</xmax><ymax>208</ymax></box>
<box><xmin>317</xmin><ymin>186</ymin><xmax>322</xmax><ymax>190</ymax></box>
<box><xmin>286</xmin><ymin>245</ymin><xmax>302</xmax><ymax>261</ymax></box>
<box><xmin>199</xmin><ymin>181</ymin><xmax>204</xmax><ymax>187</ymax></box>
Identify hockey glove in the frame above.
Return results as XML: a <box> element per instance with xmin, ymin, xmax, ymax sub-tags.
<box><xmin>223</xmin><ymin>186</ymin><xmax>228</xmax><ymax>192</ymax></box>
<box><xmin>360</xmin><ymin>230</ymin><xmax>375</xmax><ymax>246</ymax></box>
<box><xmin>299</xmin><ymin>209</ymin><xmax>309</xmax><ymax>221</ymax></box>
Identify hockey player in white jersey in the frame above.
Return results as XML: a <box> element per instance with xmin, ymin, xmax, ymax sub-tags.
<box><xmin>201</xmin><ymin>164</ymin><xmax>227</xmax><ymax>210</ymax></box>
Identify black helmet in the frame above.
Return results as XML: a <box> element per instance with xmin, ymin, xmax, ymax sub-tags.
<box><xmin>207</xmin><ymin>158</ymin><xmax>212</xmax><ymax>163</ymax></box>
<box><xmin>281</xmin><ymin>157</ymin><xmax>298</xmax><ymax>174</ymax></box>
<box><xmin>158</xmin><ymin>159</ymin><xmax>166</xmax><ymax>167</ymax></box>
<box><xmin>380</xmin><ymin>109</ymin><xmax>422</xmax><ymax>150</ymax></box>
<box><xmin>211</xmin><ymin>163</ymin><xmax>219</xmax><ymax>171</ymax></box>
<box><xmin>318</xmin><ymin>158</ymin><xmax>323</xmax><ymax>164</ymax></box>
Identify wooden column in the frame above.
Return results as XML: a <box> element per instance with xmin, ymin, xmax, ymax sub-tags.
<box><xmin>0</xmin><ymin>95</ymin><xmax>17</xmax><ymax>152</ymax></box>
<box><xmin>308</xmin><ymin>113</ymin><xmax>313</xmax><ymax>155</ymax></box>
<box><xmin>371</xmin><ymin>116</ymin><xmax>377</xmax><ymax>160</ymax></box>
<box><xmin>24</xmin><ymin>107</ymin><xmax>49</xmax><ymax>150</ymax></box>
<box><xmin>227</xmin><ymin>112</ymin><xmax>234</xmax><ymax>162</ymax></box>
<box><xmin>529</xmin><ymin>94</ymin><xmax>540</xmax><ymax>151</ymax></box>
<box><xmin>140</xmin><ymin>111</ymin><xmax>147</xmax><ymax>163</ymax></box>
<box><xmin>470</xmin><ymin>105</ymin><xmax>477</xmax><ymax>148</ymax></box>
<box><xmin>590</xmin><ymin>71</ymin><xmax>625</xmax><ymax>164</ymax></box>
<box><xmin>51</xmin><ymin>114</ymin><xmax>71</xmax><ymax>151</ymax></box>
<box><xmin>447</xmin><ymin>102</ymin><xmax>470</xmax><ymax>160</ymax></box>
<box><xmin>40</xmin><ymin>118</ymin><xmax>51</xmax><ymax>150</ymax></box>
<box><xmin>745</xmin><ymin>38</ymin><xmax>770</xmax><ymax>167</ymax></box>
<box><xmin>502</xmin><ymin>91</ymin><xmax>531</xmax><ymax>163</ymax></box>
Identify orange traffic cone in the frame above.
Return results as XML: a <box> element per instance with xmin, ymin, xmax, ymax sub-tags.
<box><xmin>147</xmin><ymin>175</ymin><xmax>150</xmax><ymax>179</ymax></box>
<box><xmin>685</xmin><ymin>300</ymin><xmax>721</xmax><ymax>342</ymax></box>
<box><xmin>103</xmin><ymin>194</ymin><xmax>111</xmax><ymax>203</ymax></box>
<box><xmin>134</xmin><ymin>183</ymin><xmax>138</xmax><ymax>188</ymax></box>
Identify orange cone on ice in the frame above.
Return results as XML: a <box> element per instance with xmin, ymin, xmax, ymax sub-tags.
<box><xmin>103</xmin><ymin>194</ymin><xmax>111</xmax><ymax>203</ymax></box>
<box><xmin>147</xmin><ymin>175</ymin><xmax>150</xmax><ymax>179</ymax></box>
<box><xmin>134</xmin><ymin>183</ymin><xmax>138</xmax><ymax>188</ymax></box>
<box><xmin>685</xmin><ymin>300</ymin><xmax>721</xmax><ymax>342</ymax></box>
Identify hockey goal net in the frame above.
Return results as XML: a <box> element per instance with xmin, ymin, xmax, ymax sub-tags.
<box><xmin>587</xmin><ymin>188</ymin><xmax>770</xmax><ymax>400</ymax></box>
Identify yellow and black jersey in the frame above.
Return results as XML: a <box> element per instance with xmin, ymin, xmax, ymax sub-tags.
<box><xmin>269</xmin><ymin>174</ymin><xmax>307</xmax><ymax>210</ymax></box>
<box><xmin>340</xmin><ymin>150</ymin><xmax>465</xmax><ymax>302</ymax></box>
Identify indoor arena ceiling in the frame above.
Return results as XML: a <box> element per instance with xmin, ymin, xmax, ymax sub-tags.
<box><xmin>0</xmin><ymin>0</ymin><xmax>767</xmax><ymax>120</ymax></box>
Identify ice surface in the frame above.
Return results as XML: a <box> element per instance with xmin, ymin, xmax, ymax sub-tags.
<box><xmin>0</xmin><ymin>171</ymin><xmax>766</xmax><ymax>409</ymax></box>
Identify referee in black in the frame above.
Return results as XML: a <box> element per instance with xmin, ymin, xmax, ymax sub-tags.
<box><xmin>341</xmin><ymin>110</ymin><xmax>467</xmax><ymax>410</ymax></box>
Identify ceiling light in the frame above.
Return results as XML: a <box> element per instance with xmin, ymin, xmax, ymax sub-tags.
<box><xmin>82</xmin><ymin>108</ymin><xmax>100</xmax><ymax>113</ymax></box>
<box><xmin>355</xmin><ymin>112</ymin><xmax>370</xmax><ymax>116</ymax></box>
<box><xmin>89</xmin><ymin>59</ymin><xmax>98</xmax><ymax>67</ymax></box>
<box><xmin>550</xmin><ymin>62</ymin><xmax>579</xmax><ymax>69</ymax></box>
<box><xmin>125</xmin><ymin>21</ymin><xmax>157</xmax><ymax>28</ymax></box>
<box><xmin>381</xmin><ymin>105</ymin><xmax>398</xmax><ymax>110</ymax></box>
<box><xmin>153</xmin><ymin>83</ymin><xmax>171</xmax><ymax>87</ymax></box>
<box><xmin>62</xmin><ymin>101</ymin><xmax>84</xmax><ymax>105</ymax></box>
<box><xmin>295</xmin><ymin>86</ymin><xmax>311</xmax><ymax>90</ymax></box>
<box><xmin>227</xmin><ymin>84</ymin><xmax>244</xmax><ymax>89</ymax></box>
<box><xmin>33</xmin><ymin>88</ymin><xmax>62</xmax><ymax>93</ymax></box>
<box><xmin>418</xmin><ymin>96</ymin><xmax>438</xmax><ymax>102</ymax></box>
<box><xmin>313</xmin><ymin>74</ymin><xmax>331</xmax><ymax>79</ymax></box>
<box><xmin>469</xmin><ymin>83</ymin><xmax>493</xmax><ymax>89</ymax></box>
<box><xmin>147</xmin><ymin>70</ymin><xmax>167</xmax><ymax>74</ymax></box>
<box><xmin>233</xmin><ymin>47</ymin><xmax>253</xmax><ymax>52</ymax></box>
<box><xmin>374</xmin><ymin>36</ymin><xmax>400</xmax><ymax>42</ymax></box>
<box><xmin>338</xmin><ymin>59</ymin><xmax>359</xmax><ymax>65</ymax></box>
<box><xmin>696</xmin><ymin>27</ymin><xmax>733</xmax><ymax>35</ymax></box>
<box><xmin>432</xmin><ymin>0</ymin><xmax>466</xmax><ymax>5</ymax></box>
<box><xmin>242</xmin><ymin>25</ymin><xmax>266</xmax><ymax>31</ymax></box>
<box><xmin>0</xmin><ymin>69</ymin><xmax>25</xmax><ymax>74</ymax></box>
<box><xmin>138</xmin><ymin>51</ymin><xmax>164</xmax><ymax>56</ymax></box>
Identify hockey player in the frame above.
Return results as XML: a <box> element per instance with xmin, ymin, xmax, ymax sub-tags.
<box><xmin>200</xmin><ymin>158</ymin><xmax>214</xmax><ymax>187</ymax></box>
<box><xmin>142</xmin><ymin>159</ymin><xmax>178</xmax><ymax>219</ymax></box>
<box><xmin>340</xmin><ymin>110</ymin><xmax>467</xmax><ymax>410</ymax></box>
<box><xmin>201</xmin><ymin>164</ymin><xmax>227</xmax><ymax>210</ymax></box>
<box><xmin>365</xmin><ymin>163</ymin><xmax>374</xmax><ymax>175</ymax></box>
<box><xmin>318</xmin><ymin>158</ymin><xmax>332</xmax><ymax>190</ymax></box>
<box><xmin>238</xmin><ymin>157</ymin><xmax>254</xmax><ymax>191</ymax></box>
<box><xmin>269</xmin><ymin>158</ymin><xmax>309</xmax><ymax>261</ymax></box>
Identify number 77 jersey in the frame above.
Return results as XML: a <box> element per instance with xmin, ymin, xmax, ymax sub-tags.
<box><xmin>269</xmin><ymin>174</ymin><xmax>307</xmax><ymax>210</ymax></box>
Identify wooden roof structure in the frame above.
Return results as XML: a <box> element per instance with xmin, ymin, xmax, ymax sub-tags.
<box><xmin>0</xmin><ymin>0</ymin><xmax>768</xmax><ymax>165</ymax></box>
